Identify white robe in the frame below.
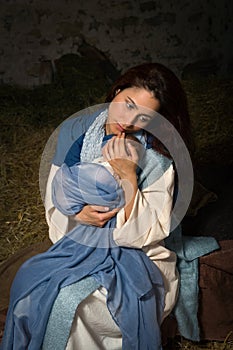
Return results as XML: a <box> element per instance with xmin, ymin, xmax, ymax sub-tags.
<box><xmin>44</xmin><ymin>162</ymin><xmax>179</xmax><ymax>349</ymax></box>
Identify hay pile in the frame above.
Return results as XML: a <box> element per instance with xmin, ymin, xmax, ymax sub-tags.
<box><xmin>0</xmin><ymin>54</ymin><xmax>113</xmax><ymax>262</ymax></box>
<box><xmin>183</xmin><ymin>78</ymin><xmax>233</xmax><ymax>166</ymax></box>
<box><xmin>0</xmin><ymin>105</ymin><xmax>54</xmax><ymax>262</ymax></box>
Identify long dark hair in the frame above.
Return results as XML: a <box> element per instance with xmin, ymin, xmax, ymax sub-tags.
<box><xmin>105</xmin><ymin>63</ymin><xmax>194</xmax><ymax>159</ymax></box>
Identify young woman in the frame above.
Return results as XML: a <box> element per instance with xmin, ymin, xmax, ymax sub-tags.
<box><xmin>1</xmin><ymin>63</ymin><xmax>193</xmax><ymax>350</ymax></box>
<box><xmin>44</xmin><ymin>62</ymin><xmax>192</xmax><ymax>349</ymax></box>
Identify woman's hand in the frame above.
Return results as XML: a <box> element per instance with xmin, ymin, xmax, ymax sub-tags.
<box><xmin>75</xmin><ymin>205</ymin><xmax>119</xmax><ymax>227</ymax></box>
<box><xmin>102</xmin><ymin>133</ymin><xmax>139</xmax><ymax>179</ymax></box>
<box><xmin>102</xmin><ymin>133</ymin><xmax>139</xmax><ymax>220</ymax></box>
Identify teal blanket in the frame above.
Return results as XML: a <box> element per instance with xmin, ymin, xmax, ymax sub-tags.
<box><xmin>165</xmin><ymin>225</ymin><xmax>219</xmax><ymax>340</ymax></box>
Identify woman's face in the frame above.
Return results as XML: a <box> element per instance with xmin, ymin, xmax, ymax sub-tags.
<box><xmin>105</xmin><ymin>87</ymin><xmax>160</xmax><ymax>135</ymax></box>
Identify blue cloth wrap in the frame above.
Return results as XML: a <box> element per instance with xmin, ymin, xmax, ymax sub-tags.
<box><xmin>1</xmin><ymin>162</ymin><xmax>165</xmax><ymax>350</ymax></box>
<box><xmin>52</xmin><ymin>162</ymin><xmax>124</xmax><ymax>214</ymax></box>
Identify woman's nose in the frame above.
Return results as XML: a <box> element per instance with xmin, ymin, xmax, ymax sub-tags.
<box><xmin>123</xmin><ymin>113</ymin><xmax>136</xmax><ymax>127</ymax></box>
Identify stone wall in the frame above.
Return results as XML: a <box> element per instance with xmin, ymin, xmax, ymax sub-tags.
<box><xmin>0</xmin><ymin>0</ymin><xmax>232</xmax><ymax>87</ymax></box>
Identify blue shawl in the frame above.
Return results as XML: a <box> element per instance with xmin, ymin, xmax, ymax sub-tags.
<box><xmin>1</xmin><ymin>162</ymin><xmax>166</xmax><ymax>350</ymax></box>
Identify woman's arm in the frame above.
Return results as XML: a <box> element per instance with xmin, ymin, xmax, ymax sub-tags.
<box><xmin>102</xmin><ymin>133</ymin><xmax>139</xmax><ymax>220</ymax></box>
<box><xmin>113</xmin><ymin>164</ymin><xmax>175</xmax><ymax>248</ymax></box>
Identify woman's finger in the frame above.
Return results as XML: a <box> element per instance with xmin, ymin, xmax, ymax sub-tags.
<box><xmin>126</xmin><ymin>141</ymin><xmax>139</xmax><ymax>163</ymax></box>
<box><xmin>112</xmin><ymin>133</ymin><xmax>127</xmax><ymax>158</ymax></box>
<box><xmin>117</xmin><ymin>133</ymin><xmax>127</xmax><ymax>157</ymax></box>
<box><xmin>90</xmin><ymin>205</ymin><xmax>110</xmax><ymax>212</ymax></box>
<box><xmin>75</xmin><ymin>205</ymin><xmax>119</xmax><ymax>227</ymax></box>
<box><xmin>108</xmin><ymin>136</ymin><xmax>117</xmax><ymax>159</ymax></box>
<box><xmin>104</xmin><ymin>136</ymin><xmax>117</xmax><ymax>160</ymax></box>
<box><xmin>102</xmin><ymin>140</ymin><xmax>112</xmax><ymax>161</ymax></box>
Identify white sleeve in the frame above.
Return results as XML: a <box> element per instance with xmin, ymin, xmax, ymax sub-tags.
<box><xmin>113</xmin><ymin>164</ymin><xmax>175</xmax><ymax>248</ymax></box>
<box><xmin>44</xmin><ymin>164</ymin><xmax>78</xmax><ymax>243</ymax></box>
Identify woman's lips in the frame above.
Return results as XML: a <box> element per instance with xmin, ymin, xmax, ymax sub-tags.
<box><xmin>116</xmin><ymin>123</ymin><xmax>125</xmax><ymax>132</ymax></box>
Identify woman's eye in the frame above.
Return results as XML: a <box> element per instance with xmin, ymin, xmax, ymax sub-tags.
<box><xmin>139</xmin><ymin>115</ymin><xmax>150</xmax><ymax>123</ymax></box>
<box><xmin>126</xmin><ymin>102</ymin><xmax>135</xmax><ymax>110</ymax></box>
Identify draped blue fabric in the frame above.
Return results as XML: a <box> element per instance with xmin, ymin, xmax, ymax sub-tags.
<box><xmin>165</xmin><ymin>226</ymin><xmax>219</xmax><ymax>341</ymax></box>
<box><xmin>1</xmin><ymin>163</ymin><xmax>165</xmax><ymax>350</ymax></box>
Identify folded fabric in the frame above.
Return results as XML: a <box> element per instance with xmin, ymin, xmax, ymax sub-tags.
<box><xmin>1</xmin><ymin>163</ymin><xmax>165</xmax><ymax>350</ymax></box>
